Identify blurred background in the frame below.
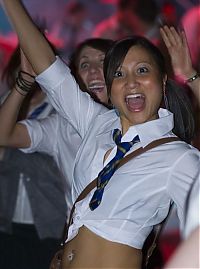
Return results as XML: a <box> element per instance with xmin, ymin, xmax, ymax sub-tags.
<box><xmin>0</xmin><ymin>0</ymin><xmax>199</xmax><ymax>61</ymax></box>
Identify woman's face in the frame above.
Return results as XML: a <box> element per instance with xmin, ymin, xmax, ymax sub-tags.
<box><xmin>110</xmin><ymin>45</ymin><xmax>165</xmax><ymax>133</ymax></box>
<box><xmin>77</xmin><ymin>46</ymin><xmax>108</xmax><ymax>104</ymax></box>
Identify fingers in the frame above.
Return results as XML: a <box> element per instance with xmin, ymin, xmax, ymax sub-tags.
<box><xmin>160</xmin><ymin>25</ymin><xmax>182</xmax><ymax>48</ymax></box>
<box><xmin>160</xmin><ymin>27</ymin><xmax>171</xmax><ymax>48</ymax></box>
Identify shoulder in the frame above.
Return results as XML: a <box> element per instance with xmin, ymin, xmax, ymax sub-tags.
<box><xmin>170</xmin><ymin>141</ymin><xmax>200</xmax><ymax>165</ymax></box>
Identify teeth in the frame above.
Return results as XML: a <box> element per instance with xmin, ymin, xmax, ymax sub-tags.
<box><xmin>126</xmin><ymin>93</ymin><xmax>144</xmax><ymax>99</ymax></box>
<box><xmin>89</xmin><ymin>85</ymin><xmax>104</xmax><ymax>89</ymax></box>
<box><xmin>88</xmin><ymin>80</ymin><xmax>104</xmax><ymax>89</ymax></box>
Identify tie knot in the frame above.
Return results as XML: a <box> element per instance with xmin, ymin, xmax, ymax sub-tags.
<box><xmin>113</xmin><ymin>129</ymin><xmax>140</xmax><ymax>146</ymax></box>
<box><xmin>113</xmin><ymin>129</ymin><xmax>122</xmax><ymax>145</ymax></box>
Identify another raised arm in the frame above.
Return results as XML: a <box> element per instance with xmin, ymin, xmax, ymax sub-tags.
<box><xmin>160</xmin><ymin>25</ymin><xmax>200</xmax><ymax>104</ymax></box>
<box><xmin>1</xmin><ymin>0</ymin><xmax>56</xmax><ymax>74</ymax></box>
<box><xmin>0</xmin><ymin>50</ymin><xmax>33</xmax><ymax>148</ymax></box>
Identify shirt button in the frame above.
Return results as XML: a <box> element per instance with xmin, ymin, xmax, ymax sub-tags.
<box><xmin>26</xmin><ymin>177</ymin><xmax>31</xmax><ymax>182</ymax></box>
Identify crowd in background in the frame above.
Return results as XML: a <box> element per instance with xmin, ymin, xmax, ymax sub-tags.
<box><xmin>0</xmin><ymin>1</ymin><xmax>199</xmax><ymax>269</ymax></box>
<box><xmin>1</xmin><ymin>0</ymin><xmax>199</xmax><ymax>143</ymax></box>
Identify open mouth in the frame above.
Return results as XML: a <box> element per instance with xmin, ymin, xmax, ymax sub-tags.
<box><xmin>125</xmin><ymin>93</ymin><xmax>145</xmax><ymax>112</ymax></box>
<box><xmin>88</xmin><ymin>82</ymin><xmax>105</xmax><ymax>93</ymax></box>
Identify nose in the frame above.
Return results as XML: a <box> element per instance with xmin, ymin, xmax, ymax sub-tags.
<box><xmin>125</xmin><ymin>74</ymin><xmax>139</xmax><ymax>90</ymax></box>
<box><xmin>88</xmin><ymin>62</ymin><xmax>101</xmax><ymax>75</ymax></box>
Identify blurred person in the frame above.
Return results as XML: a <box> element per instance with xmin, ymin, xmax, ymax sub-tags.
<box><xmin>69</xmin><ymin>37</ymin><xmax>114</xmax><ymax>105</ymax></box>
<box><xmin>19</xmin><ymin>37</ymin><xmax>114</xmax><ymax>219</ymax></box>
<box><xmin>92</xmin><ymin>0</ymin><xmax>161</xmax><ymax>45</ymax></box>
<box><xmin>22</xmin><ymin>37</ymin><xmax>113</xmax><ymax>215</ymax></box>
<box><xmin>0</xmin><ymin>46</ymin><xmax>67</xmax><ymax>269</ymax></box>
<box><xmin>2</xmin><ymin>38</ymin><xmax>113</xmax><ymax>268</ymax></box>
<box><xmin>0</xmin><ymin>35</ymin><xmax>114</xmax><ymax>268</ymax></box>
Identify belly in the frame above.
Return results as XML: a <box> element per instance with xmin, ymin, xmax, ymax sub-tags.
<box><xmin>61</xmin><ymin>226</ymin><xmax>142</xmax><ymax>269</ymax></box>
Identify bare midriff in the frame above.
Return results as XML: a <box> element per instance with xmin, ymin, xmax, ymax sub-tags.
<box><xmin>61</xmin><ymin>226</ymin><xmax>142</xmax><ymax>269</ymax></box>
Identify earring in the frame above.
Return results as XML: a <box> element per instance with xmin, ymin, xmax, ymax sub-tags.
<box><xmin>163</xmin><ymin>84</ymin><xmax>169</xmax><ymax>109</ymax></box>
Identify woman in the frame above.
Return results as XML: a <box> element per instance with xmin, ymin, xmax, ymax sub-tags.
<box><xmin>69</xmin><ymin>38</ymin><xmax>113</xmax><ymax>106</ymax></box>
<box><xmin>0</xmin><ymin>36</ymin><xmax>113</xmax><ymax>217</ymax></box>
<box><xmin>0</xmin><ymin>1</ymin><xmax>200</xmax><ymax>268</ymax></box>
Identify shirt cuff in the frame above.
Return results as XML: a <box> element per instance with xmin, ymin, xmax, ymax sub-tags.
<box><xmin>36</xmin><ymin>56</ymin><xmax>70</xmax><ymax>92</ymax></box>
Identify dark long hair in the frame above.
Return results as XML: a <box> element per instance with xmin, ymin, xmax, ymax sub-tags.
<box><xmin>104</xmin><ymin>36</ymin><xmax>195</xmax><ymax>143</ymax></box>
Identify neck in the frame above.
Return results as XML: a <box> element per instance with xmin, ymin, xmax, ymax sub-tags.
<box><xmin>120</xmin><ymin>117</ymin><xmax>131</xmax><ymax>136</ymax></box>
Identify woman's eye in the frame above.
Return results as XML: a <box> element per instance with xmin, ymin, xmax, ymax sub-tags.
<box><xmin>138</xmin><ymin>67</ymin><xmax>148</xmax><ymax>74</ymax></box>
<box><xmin>113</xmin><ymin>70</ymin><xmax>123</xmax><ymax>78</ymax></box>
<box><xmin>80</xmin><ymin>62</ymin><xmax>89</xmax><ymax>69</ymax></box>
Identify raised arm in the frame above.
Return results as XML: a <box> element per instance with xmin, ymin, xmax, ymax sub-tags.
<box><xmin>1</xmin><ymin>0</ymin><xmax>56</xmax><ymax>74</ymax></box>
<box><xmin>0</xmin><ymin>49</ymin><xmax>34</xmax><ymax>148</ymax></box>
<box><xmin>160</xmin><ymin>25</ymin><xmax>200</xmax><ymax>104</ymax></box>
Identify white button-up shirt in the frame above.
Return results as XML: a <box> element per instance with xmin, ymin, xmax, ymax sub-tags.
<box><xmin>36</xmin><ymin>57</ymin><xmax>200</xmax><ymax>249</ymax></box>
<box><xmin>21</xmin><ymin>113</ymin><xmax>82</xmax><ymax>215</ymax></box>
<box><xmin>184</xmin><ymin>174</ymin><xmax>200</xmax><ymax>239</ymax></box>
<box><xmin>13</xmin><ymin>97</ymin><xmax>54</xmax><ymax>223</ymax></box>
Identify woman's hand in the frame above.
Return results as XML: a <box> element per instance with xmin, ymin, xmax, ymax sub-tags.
<box><xmin>160</xmin><ymin>25</ymin><xmax>200</xmax><ymax>105</ymax></box>
<box><xmin>160</xmin><ymin>25</ymin><xmax>196</xmax><ymax>80</ymax></box>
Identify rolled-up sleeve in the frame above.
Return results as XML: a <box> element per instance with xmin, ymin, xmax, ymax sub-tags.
<box><xmin>19</xmin><ymin>114</ymin><xmax>58</xmax><ymax>157</ymax></box>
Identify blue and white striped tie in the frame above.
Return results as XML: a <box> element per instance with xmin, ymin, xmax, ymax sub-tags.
<box><xmin>89</xmin><ymin>128</ymin><xmax>140</xmax><ymax>210</ymax></box>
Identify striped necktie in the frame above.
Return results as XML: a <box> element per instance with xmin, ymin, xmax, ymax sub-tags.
<box><xmin>89</xmin><ymin>128</ymin><xmax>140</xmax><ymax>211</ymax></box>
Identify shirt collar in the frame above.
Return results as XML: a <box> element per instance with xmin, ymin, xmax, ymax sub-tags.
<box><xmin>97</xmin><ymin>108</ymin><xmax>174</xmax><ymax>147</ymax></box>
<box><xmin>127</xmin><ymin>108</ymin><xmax>174</xmax><ymax>147</ymax></box>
